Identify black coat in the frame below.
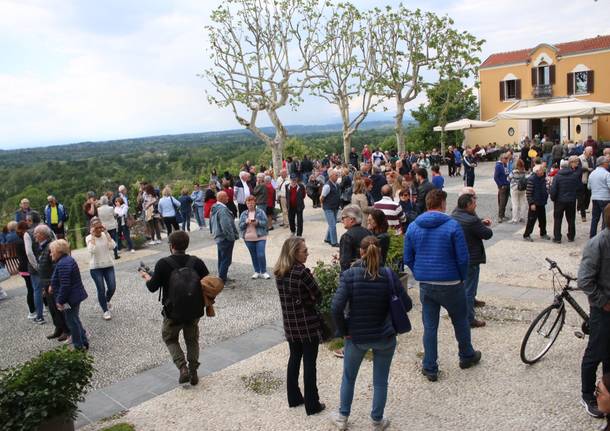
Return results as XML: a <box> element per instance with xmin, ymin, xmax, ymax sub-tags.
<box><xmin>339</xmin><ymin>225</ymin><xmax>372</xmax><ymax>271</ymax></box>
<box><xmin>451</xmin><ymin>208</ymin><xmax>493</xmax><ymax>265</ymax></box>
<box><xmin>415</xmin><ymin>180</ymin><xmax>436</xmax><ymax>214</ymax></box>
<box><xmin>284</xmin><ymin>183</ymin><xmax>306</xmax><ymax>212</ymax></box>
<box><xmin>550</xmin><ymin>168</ymin><xmax>582</xmax><ymax>203</ymax></box>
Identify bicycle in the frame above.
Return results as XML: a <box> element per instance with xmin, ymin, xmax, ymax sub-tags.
<box><xmin>520</xmin><ymin>258</ymin><xmax>590</xmax><ymax>365</ymax></box>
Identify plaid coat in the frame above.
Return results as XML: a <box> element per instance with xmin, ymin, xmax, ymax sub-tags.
<box><xmin>276</xmin><ymin>263</ymin><xmax>322</xmax><ymax>342</ymax></box>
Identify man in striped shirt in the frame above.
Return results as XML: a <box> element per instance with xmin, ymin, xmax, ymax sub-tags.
<box><xmin>373</xmin><ymin>185</ymin><xmax>406</xmax><ymax>232</ymax></box>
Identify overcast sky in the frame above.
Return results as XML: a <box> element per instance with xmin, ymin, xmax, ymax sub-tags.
<box><xmin>0</xmin><ymin>0</ymin><xmax>608</xmax><ymax>150</ymax></box>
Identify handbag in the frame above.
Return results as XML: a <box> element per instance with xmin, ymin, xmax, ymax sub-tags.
<box><xmin>385</xmin><ymin>268</ymin><xmax>411</xmax><ymax>334</ymax></box>
<box><xmin>0</xmin><ymin>263</ymin><xmax>10</xmax><ymax>282</ymax></box>
<box><xmin>173</xmin><ymin>199</ymin><xmax>183</xmax><ymax>224</ymax></box>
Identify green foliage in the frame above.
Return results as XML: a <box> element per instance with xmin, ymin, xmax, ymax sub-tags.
<box><xmin>0</xmin><ymin>347</ymin><xmax>94</xmax><ymax>431</ymax></box>
<box><xmin>408</xmin><ymin>78</ymin><xmax>479</xmax><ymax>150</ymax></box>
<box><xmin>312</xmin><ymin>260</ymin><xmax>341</xmax><ymax>314</ymax></box>
<box><xmin>386</xmin><ymin>229</ymin><xmax>404</xmax><ymax>274</ymax></box>
<box><xmin>100</xmin><ymin>424</ymin><xmax>135</xmax><ymax>431</ymax></box>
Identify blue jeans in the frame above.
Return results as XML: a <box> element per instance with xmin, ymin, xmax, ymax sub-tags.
<box><xmin>464</xmin><ymin>264</ymin><xmax>480</xmax><ymax>323</ymax></box>
<box><xmin>194</xmin><ymin>205</ymin><xmax>205</xmax><ymax>227</ymax></box>
<box><xmin>542</xmin><ymin>153</ymin><xmax>552</xmax><ymax>167</ymax></box>
<box><xmin>340</xmin><ymin>336</ymin><xmax>396</xmax><ymax>421</ymax></box>
<box><xmin>590</xmin><ymin>200</ymin><xmax>610</xmax><ymax>238</ymax></box>
<box><xmin>64</xmin><ymin>303</ymin><xmax>88</xmax><ymax>349</ymax></box>
<box><xmin>216</xmin><ymin>240</ymin><xmax>235</xmax><ymax>281</ymax></box>
<box><xmin>420</xmin><ymin>282</ymin><xmax>475</xmax><ymax>374</ymax></box>
<box><xmin>245</xmin><ymin>240</ymin><xmax>267</xmax><ymax>274</ymax></box>
<box><xmin>117</xmin><ymin>225</ymin><xmax>134</xmax><ymax>251</ymax></box>
<box><xmin>90</xmin><ymin>267</ymin><xmax>116</xmax><ymax>312</ymax></box>
<box><xmin>181</xmin><ymin>210</ymin><xmax>191</xmax><ymax>231</ymax></box>
<box><xmin>323</xmin><ymin>209</ymin><xmax>339</xmax><ymax>245</ymax></box>
<box><xmin>31</xmin><ymin>274</ymin><xmax>44</xmax><ymax>320</ymax></box>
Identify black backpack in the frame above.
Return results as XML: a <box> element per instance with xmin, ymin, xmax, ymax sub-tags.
<box><xmin>517</xmin><ymin>174</ymin><xmax>528</xmax><ymax>191</ymax></box>
<box><xmin>163</xmin><ymin>256</ymin><xmax>204</xmax><ymax>321</ymax></box>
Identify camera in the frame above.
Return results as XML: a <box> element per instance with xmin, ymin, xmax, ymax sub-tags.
<box><xmin>137</xmin><ymin>261</ymin><xmax>152</xmax><ymax>275</ymax></box>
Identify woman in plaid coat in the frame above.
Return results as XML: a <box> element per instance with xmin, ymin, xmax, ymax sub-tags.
<box><xmin>274</xmin><ymin>237</ymin><xmax>326</xmax><ymax>416</ymax></box>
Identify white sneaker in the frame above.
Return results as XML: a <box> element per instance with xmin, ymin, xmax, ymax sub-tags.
<box><xmin>372</xmin><ymin>418</ymin><xmax>390</xmax><ymax>430</ymax></box>
<box><xmin>328</xmin><ymin>411</ymin><xmax>348</xmax><ymax>430</ymax></box>
<box><xmin>147</xmin><ymin>241</ymin><xmax>156</xmax><ymax>246</ymax></box>
<box><xmin>103</xmin><ymin>311</ymin><xmax>112</xmax><ymax>320</ymax></box>
<box><xmin>130</xmin><ymin>249</ymin><xmax>136</xmax><ymax>253</ymax></box>
<box><xmin>251</xmin><ymin>273</ymin><xmax>260</xmax><ymax>279</ymax></box>
<box><xmin>261</xmin><ymin>272</ymin><xmax>271</xmax><ymax>279</ymax></box>
<box><xmin>155</xmin><ymin>240</ymin><xmax>162</xmax><ymax>245</ymax></box>
<box><xmin>0</xmin><ymin>289</ymin><xmax>8</xmax><ymax>300</ymax></box>
<box><xmin>27</xmin><ymin>312</ymin><xmax>36</xmax><ymax>320</ymax></box>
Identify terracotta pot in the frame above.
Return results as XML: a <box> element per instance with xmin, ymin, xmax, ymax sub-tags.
<box><xmin>36</xmin><ymin>414</ymin><xmax>74</xmax><ymax>431</ymax></box>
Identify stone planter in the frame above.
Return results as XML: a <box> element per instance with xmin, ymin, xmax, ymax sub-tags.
<box><xmin>36</xmin><ymin>414</ymin><xmax>75</xmax><ymax>431</ymax></box>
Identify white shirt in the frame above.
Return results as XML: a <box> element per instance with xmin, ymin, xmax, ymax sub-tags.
<box><xmin>86</xmin><ymin>233</ymin><xmax>116</xmax><ymax>269</ymax></box>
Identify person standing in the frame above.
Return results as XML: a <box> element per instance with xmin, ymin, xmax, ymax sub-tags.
<box><xmin>191</xmin><ymin>183</ymin><xmax>206</xmax><ymax>230</ymax></box>
<box><xmin>463</xmin><ymin>149</ymin><xmax>477</xmax><ymax>187</ymax></box>
<box><xmin>44</xmin><ymin>196</ymin><xmax>68</xmax><ymax>239</ymax></box>
<box><xmin>494</xmin><ymin>153</ymin><xmax>511</xmax><ymax>223</ymax></box>
<box><xmin>15</xmin><ymin>198</ymin><xmax>32</xmax><ymax>223</ymax></box>
<box><xmin>86</xmin><ymin>217</ymin><xmax>117</xmax><ymax>320</ymax></box>
<box><xmin>509</xmin><ymin>159</ymin><xmax>528</xmax><ymax>224</ymax></box>
<box><xmin>306</xmin><ymin>174</ymin><xmax>322</xmax><ymax>209</ymax></box>
<box><xmin>321</xmin><ymin>169</ymin><xmax>341</xmax><ymax>248</ymax></box>
<box><xmin>523</xmin><ymin>165</ymin><xmax>551</xmax><ymax>242</ymax></box>
<box><xmin>366</xmin><ymin>209</ymin><xmax>390</xmax><ymax>266</ymax></box>
<box><xmin>431</xmin><ymin>165</ymin><xmax>444</xmax><ymax>190</ymax></box>
<box><xmin>349</xmin><ymin>147</ymin><xmax>359</xmax><ymax>169</ymax></box>
<box><xmin>239</xmin><ymin>196</ymin><xmax>270</xmax><ymax>279</ymax></box>
<box><xmin>373</xmin><ymin>185</ymin><xmax>406</xmax><ymax>233</ymax></box>
<box><xmin>114</xmin><ymin>197</ymin><xmax>135</xmax><ymax>253</ymax></box>
<box><xmin>451</xmin><ymin>193</ymin><xmax>493</xmax><ymax>328</ymax></box>
<box><xmin>550</xmin><ymin>158</ymin><xmax>581</xmax><ymax>243</ymax></box>
<box><xmin>414</xmin><ymin>168</ymin><xmax>436</xmax><ymax>215</ymax></box>
<box><xmin>97</xmin><ymin>195</ymin><xmax>120</xmax><ymax>259</ymax></box>
<box><xmin>51</xmin><ymin>239</ymin><xmax>89</xmax><ymax>350</ymax></box>
<box><xmin>24</xmin><ymin>212</ymin><xmax>46</xmax><ymax>324</ymax></box>
<box><xmin>264</xmin><ymin>176</ymin><xmax>276</xmax><ymax>230</ymax></box>
<box><xmin>404</xmin><ymin>190</ymin><xmax>481</xmax><ymax>382</ymax></box>
<box><xmin>143</xmin><ymin>184</ymin><xmax>162</xmax><ymax>244</ymax></box>
<box><xmin>551</xmin><ymin>140</ymin><xmax>565</xmax><ymax>167</ymax></box>
<box><xmin>300</xmin><ymin>155</ymin><xmax>314</xmax><ymax>184</ymax></box>
<box><xmin>285</xmin><ymin>173</ymin><xmax>306</xmax><ymax>237</ymax></box>
<box><xmin>178</xmin><ymin>188</ymin><xmax>193</xmax><ymax>232</ymax></box>
<box><xmin>453</xmin><ymin>147</ymin><xmax>463</xmax><ymax>177</ymax></box>
<box><xmin>158</xmin><ymin>187</ymin><xmax>182</xmax><ymax>236</ymax></box>
<box><xmin>445</xmin><ymin>146</ymin><xmax>456</xmax><ymax>177</ymax></box>
<box><xmin>210</xmin><ymin>191</ymin><xmax>239</xmax><ymax>283</ymax></box>
<box><xmin>369</xmin><ymin>167</ymin><xmax>387</xmax><ymax>203</ymax></box>
<box><xmin>338</xmin><ymin>205</ymin><xmax>371</xmax><ymax>272</ymax></box>
<box><xmin>330</xmin><ymin>236</ymin><xmax>411</xmax><ymax>430</ymax></box>
<box><xmin>141</xmin><ymin>231</ymin><xmax>209</xmax><ymax>385</ymax></box>
<box><xmin>276</xmin><ymin>169</ymin><xmax>289</xmax><ymax>228</ymax></box>
<box><xmin>578</xmin><ymin>204</ymin><xmax>610</xmax><ymax>418</ymax></box>
<box><xmin>274</xmin><ymin>237</ymin><xmax>326</xmax><ymax>416</ymax></box>
<box><xmin>589</xmin><ymin>156</ymin><xmax>610</xmax><ymax>238</ymax></box>
<box><xmin>578</xmin><ymin>146</ymin><xmax>595</xmax><ymax>223</ymax></box>
<box><xmin>15</xmin><ymin>221</ymin><xmax>35</xmax><ymax>319</ymax></box>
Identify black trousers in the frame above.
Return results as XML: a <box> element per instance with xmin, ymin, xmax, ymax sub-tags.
<box><xmin>465</xmin><ymin>170</ymin><xmax>475</xmax><ymax>187</ymax></box>
<box><xmin>288</xmin><ymin>208</ymin><xmax>303</xmax><ymax>236</ymax></box>
<box><xmin>237</xmin><ymin>203</ymin><xmax>247</xmax><ymax>216</ymax></box>
<box><xmin>163</xmin><ymin>217</ymin><xmax>180</xmax><ymax>235</ymax></box>
<box><xmin>577</xmin><ymin>187</ymin><xmax>592</xmax><ymax>218</ymax></box>
<box><xmin>497</xmin><ymin>186</ymin><xmax>510</xmax><ymax>218</ymax></box>
<box><xmin>287</xmin><ymin>339</ymin><xmax>320</xmax><ymax>415</ymax></box>
<box><xmin>448</xmin><ymin>161</ymin><xmax>456</xmax><ymax>177</ymax></box>
<box><xmin>524</xmin><ymin>204</ymin><xmax>547</xmax><ymax>237</ymax></box>
<box><xmin>553</xmin><ymin>201</ymin><xmax>576</xmax><ymax>241</ymax></box>
<box><xmin>22</xmin><ymin>275</ymin><xmax>34</xmax><ymax>313</ymax></box>
<box><xmin>45</xmin><ymin>288</ymin><xmax>70</xmax><ymax>334</ymax></box>
<box><xmin>581</xmin><ymin>307</ymin><xmax>610</xmax><ymax>400</ymax></box>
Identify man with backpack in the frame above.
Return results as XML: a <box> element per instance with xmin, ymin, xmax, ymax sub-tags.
<box><xmin>140</xmin><ymin>231</ymin><xmax>209</xmax><ymax>385</ymax></box>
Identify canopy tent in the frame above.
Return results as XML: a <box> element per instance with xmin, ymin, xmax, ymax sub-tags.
<box><xmin>497</xmin><ymin>98</ymin><xmax>610</xmax><ymax>120</ymax></box>
<box><xmin>433</xmin><ymin>119</ymin><xmax>496</xmax><ymax>131</ymax></box>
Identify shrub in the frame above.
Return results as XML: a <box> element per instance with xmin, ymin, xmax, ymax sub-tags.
<box><xmin>0</xmin><ymin>347</ymin><xmax>94</xmax><ymax>431</ymax></box>
<box><xmin>313</xmin><ymin>260</ymin><xmax>341</xmax><ymax>314</ymax></box>
<box><xmin>386</xmin><ymin>229</ymin><xmax>404</xmax><ymax>274</ymax></box>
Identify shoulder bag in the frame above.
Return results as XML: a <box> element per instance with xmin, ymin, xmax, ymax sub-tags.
<box><xmin>385</xmin><ymin>267</ymin><xmax>411</xmax><ymax>334</ymax></box>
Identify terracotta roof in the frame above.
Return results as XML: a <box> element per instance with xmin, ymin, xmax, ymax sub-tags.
<box><xmin>480</xmin><ymin>35</ymin><xmax>610</xmax><ymax>68</ymax></box>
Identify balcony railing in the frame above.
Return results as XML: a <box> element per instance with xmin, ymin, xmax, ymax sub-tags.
<box><xmin>532</xmin><ymin>84</ymin><xmax>553</xmax><ymax>98</ymax></box>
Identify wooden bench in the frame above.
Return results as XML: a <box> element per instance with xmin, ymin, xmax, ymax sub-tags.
<box><xmin>0</xmin><ymin>243</ymin><xmax>20</xmax><ymax>275</ymax></box>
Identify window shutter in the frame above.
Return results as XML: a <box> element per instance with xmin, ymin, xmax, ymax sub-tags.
<box><xmin>531</xmin><ymin>68</ymin><xmax>537</xmax><ymax>86</ymax></box>
<box><xmin>567</xmin><ymin>72</ymin><xmax>574</xmax><ymax>95</ymax></box>
<box><xmin>499</xmin><ymin>81</ymin><xmax>505</xmax><ymax>101</ymax></box>
<box><xmin>515</xmin><ymin>79</ymin><xmax>521</xmax><ymax>99</ymax></box>
<box><xmin>549</xmin><ymin>65</ymin><xmax>556</xmax><ymax>84</ymax></box>
<box><xmin>587</xmin><ymin>70</ymin><xmax>594</xmax><ymax>93</ymax></box>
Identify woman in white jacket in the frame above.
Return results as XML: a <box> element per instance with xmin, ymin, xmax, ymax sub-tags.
<box><xmin>97</xmin><ymin>196</ymin><xmax>119</xmax><ymax>259</ymax></box>
<box><xmin>86</xmin><ymin>217</ymin><xmax>117</xmax><ymax>320</ymax></box>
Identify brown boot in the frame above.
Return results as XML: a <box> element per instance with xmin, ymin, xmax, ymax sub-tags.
<box><xmin>178</xmin><ymin>365</ymin><xmax>189</xmax><ymax>384</ymax></box>
<box><xmin>189</xmin><ymin>367</ymin><xmax>199</xmax><ymax>386</ymax></box>
<box><xmin>474</xmin><ymin>299</ymin><xmax>486</xmax><ymax>308</ymax></box>
<box><xmin>470</xmin><ymin>319</ymin><xmax>486</xmax><ymax>328</ymax></box>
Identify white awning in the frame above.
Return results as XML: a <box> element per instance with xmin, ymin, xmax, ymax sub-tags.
<box><xmin>433</xmin><ymin>119</ymin><xmax>495</xmax><ymax>132</ymax></box>
<box><xmin>497</xmin><ymin>98</ymin><xmax>610</xmax><ymax>120</ymax></box>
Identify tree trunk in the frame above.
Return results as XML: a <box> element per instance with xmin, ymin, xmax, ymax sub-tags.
<box><xmin>342</xmin><ymin>128</ymin><xmax>351</xmax><ymax>165</ymax></box>
<box><xmin>440</xmin><ymin>129</ymin><xmax>446</xmax><ymax>156</ymax></box>
<box><xmin>394</xmin><ymin>97</ymin><xmax>405</xmax><ymax>154</ymax></box>
<box><xmin>267</xmin><ymin>108</ymin><xmax>287</xmax><ymax>174</ymax></box>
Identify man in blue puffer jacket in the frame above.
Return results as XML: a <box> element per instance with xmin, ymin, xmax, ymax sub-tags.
<box><xmin>404</xmin><ymin>189</ymin><xmax>481</xmax><ymax>382</ymax></box>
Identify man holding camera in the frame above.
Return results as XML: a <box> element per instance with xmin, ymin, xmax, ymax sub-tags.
<box><xmin>139</xmin><ymin>231</ymin><xmax>209</xmax><ymax>385</ymax></box>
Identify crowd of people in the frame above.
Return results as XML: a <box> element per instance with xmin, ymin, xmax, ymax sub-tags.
<box><xmin>1</xmin><ymin>136</ymin><xmax>610</xmax><ymax>429</ymax></box>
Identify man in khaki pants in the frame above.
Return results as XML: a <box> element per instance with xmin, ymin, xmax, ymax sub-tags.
<box><xmin>276</xmin><ymin>168</ymin><xmax>289</xmax><ymax>228</ymax></box>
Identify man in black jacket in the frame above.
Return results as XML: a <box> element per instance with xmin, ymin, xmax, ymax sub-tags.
<box><xmin>415</xmin><ymin>168</ymin><xmax>436</xmax><ymax>215</ymax></box>
<box><xmin>369</xmin><ymin>166</ymin><xmax>387</xmax><ymax>202</ymax></box>
<box><xmin>452</xmin><ymin>193</ymin><xmax>493</xmax><ymax>328</ymax></box>
<box><xmin>348</xmin><ymin>147</ymin><xmax>359</xmax><ymax>169</ymax></box>
<box><xmin>550</xmin><ymin>158</ymin><xmax>582</xmax><ymax>243</ymax></box>
<box><xmin>338</xmin><ymin>205</ymin><xmax>371</xmax><ymax>271</ymax></box>
<box><xmin>285</xmin><ymin>174</ymin><xmax>306</xmax><ymax>236</ymax></box>
<box><xmin>140</xmin><ymin>231</ymin><xmax>209</xmax><ymax>385</ymax></box>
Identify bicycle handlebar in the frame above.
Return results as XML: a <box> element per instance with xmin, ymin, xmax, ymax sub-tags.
<box><xmin>545</xmin><ymin>257</ymin><xmax>577</xmax><ymax>282</ymax></box>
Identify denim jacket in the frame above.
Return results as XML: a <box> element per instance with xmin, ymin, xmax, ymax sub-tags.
<box><xmin>238</xmin><ymin>207</ymin><xmax>268</xmax><ymax>239</ymax></box>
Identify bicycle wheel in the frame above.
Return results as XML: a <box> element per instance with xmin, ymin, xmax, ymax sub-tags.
<box><xmin>520</xmin><ymin>303</ymin><xmax>566</xmax><ymax>364</ymax></box>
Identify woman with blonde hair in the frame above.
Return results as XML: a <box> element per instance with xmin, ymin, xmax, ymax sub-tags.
<box><xmin>274</xmin><ymin>237</ymin><xmax>326</xmax><ymax>416</ymax></box>
<box><xmin>329</xmin><ymin>236</ymin><xmax>412</xmax><ymax>430</ymax></box>
<box><xmin>350</xmin><ymin>180</ymin><xmax>369</xmax><ymax>214</ymax></box>
<box><xmin>158</xmin><ymin>186</ymin><xmax>181</xmax><ymax>235</ymax></box>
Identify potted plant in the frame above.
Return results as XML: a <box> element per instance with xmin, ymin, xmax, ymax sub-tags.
<box><xmin>312</xmin><ymin>259</ymin><xmax>341</xmax><ymax>338</ymax></box>
<box><xmin>0</xmin><ymin>347</ymin><xmax>94</xmax><ymax>431</ymax></box>
<box><xmin>386</xmin><ymin>229</ymin><xmax>410</xmax><ymax>288</ymax></box>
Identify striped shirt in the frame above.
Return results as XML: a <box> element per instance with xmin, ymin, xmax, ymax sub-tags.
<box><xmin>373</xmin><ymin>196</ymin><xmax>406</xmax><ymax>229</ymax></box>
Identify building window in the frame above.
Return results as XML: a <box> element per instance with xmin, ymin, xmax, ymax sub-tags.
<box><xmin>505</xmin><ymin>80</ymin><xmax>516</xmax><ymax>99</ymax></box>
<box><xmin>537</xmin><ymin>66</ymin><xmax>550</xmax><ymax>85</ymax></box>
<box><xmin>575</xmin><ymin>71</ymin><xmax>588</xmax><ymax>94</ymax></box>
<box><xmin>500</xmin><ymin>79</ymin><xmax>521</xmax><ymax>101</ymax></box>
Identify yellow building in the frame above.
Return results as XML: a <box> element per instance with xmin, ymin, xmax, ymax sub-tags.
<box><xmin>468</xmin><ymin>34</ymin><xmax>610</xmax><ymax>146</ymax></box>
